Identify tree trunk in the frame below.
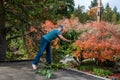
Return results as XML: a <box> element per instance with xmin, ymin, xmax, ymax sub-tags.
<box><xmin>0</xmin><ymin>0</ymin><xmax>6</xmax><ymax>61</ymax></box>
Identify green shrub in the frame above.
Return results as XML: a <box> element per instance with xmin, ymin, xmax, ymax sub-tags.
<box><xmin>52</xmin><ymin>29</ymin><xmax>82</xmax><ymax>63</ymax></box>
<box><xmin>78</xmin><ymin>61</ymin><xmax>113</xmax><ymax>77</ymax></box>
<box><xmin>79</xmin><ymin>65</ymin><xmax>93</xmax><ymax>71</ymax></box>
<box><xmin>93</xmin><ymin>68</ymin><xmax>113</xmax><ymax>77</ymax></box>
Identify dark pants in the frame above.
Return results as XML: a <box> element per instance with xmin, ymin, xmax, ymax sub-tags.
<box><xmin>32</xmin><ymin>37</ymin><xmax>51</xmax><ymax>65</ymax></box>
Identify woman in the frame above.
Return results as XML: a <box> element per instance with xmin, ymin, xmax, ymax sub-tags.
<box><xmin>32</xmin><ymin>25</ymin><xmax>71</xmax><ymax>70</ymax></box>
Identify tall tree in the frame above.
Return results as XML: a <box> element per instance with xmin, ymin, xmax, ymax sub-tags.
<box><xmin>56</xmin><ymin>0</ymin><xmax>74</xmax><ymax>18</ymax></box>
<box><xmin>89</xmin><ymin>0</ymin><xmax>98</xmax><ymax>9</ymax></box>
<box><xmin>88</xmin><ymin>0</ymin><xmax>98</xmax><ymax>21</ymax></box>
<box><xmin>111</xmin><ymin>6</ymin><xmax>118</xmax><ymax>24</ymax></box>
<box><xmin>0</xmin><ymin>0</ymin><xmax>75</xmax><ymax>60</ymax></box>
<box><xmin>105</xmin><ymin>3</ymin><xmax>112</xmax><ymax>22</ymax></box>
<box><xmin>74</xmin><ymin>5</ymin><xmax>89</xmax><ymax>23</ymax></box>
<box><xmin>0</xmin><ymin>0</ymin><xmax>6</xmax><ymax>60</ymax></box>
<box><xmin>112</xmin><ymin>13</ymin><xmax>117</xmax><ymax>24</ymax></box>
<box><xmin>113</xmin><ymin>6</ymin><xmax>117</xmax><ymax>14</ymax></box>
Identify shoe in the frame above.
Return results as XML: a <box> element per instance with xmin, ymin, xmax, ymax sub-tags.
<box><xmin>32</xmin><ymin>64</ymin><xmax>37</xmax><ymax>70</ymax></box>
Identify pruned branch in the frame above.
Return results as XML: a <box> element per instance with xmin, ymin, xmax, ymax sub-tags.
<box><xmin>7</xmin><ymin>31</ymin><xmax>32</xmax><ymax>41</ymax></box>
<box><xmin>34</xmin><ymin>26</ymin><xmax>45</xmax><ymax>35</ymax></box>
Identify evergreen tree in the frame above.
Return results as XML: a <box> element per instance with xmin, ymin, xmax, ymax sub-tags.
<box><xmin>74</xmin><ymin>5</ymin><xmax>89</xmax><ymax>23</ymax></box>
<box><xmin>89</xmin><ymin>0</ymin><xmax>98</xmax><ymax>9</ymax></box>
<box><xmin>112</xmin><ymin>13</ymin><xmax>117</xmax><ymax>24</ymax></box>
<box><xmin>111</xmin><ymin>6</ymin><xmax>118</xmax><ymax>24</ymax></box>
<box><xmin>0</xmin><ymin>0</ymin><xmax>75</xmax><ymax>60</ymax></box>
<box><xmin>56</xmin><ymin>0</ymin><xmax>74</xmax><ymax>18</ymax></box>
<box><xmin>113</xmin><ymin>6</ymin><xmax>117</xmax><ymax>14</ymax></box>
<box><xmin>104</xmin><ymin>3</ymin><xmax>112</xmax><ymax>22</ymax></box>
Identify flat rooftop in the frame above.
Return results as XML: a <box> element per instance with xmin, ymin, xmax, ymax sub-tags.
<box><xmin>0</xmin><ymin>61</ymin><xmax>109</xmax><ymax>80</ymax></box>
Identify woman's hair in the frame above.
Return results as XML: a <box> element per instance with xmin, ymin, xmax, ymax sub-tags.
<box><xmin>58</xmin><ymin>25</ymin><xmax>64</xmax><ymax>30</ymax></box>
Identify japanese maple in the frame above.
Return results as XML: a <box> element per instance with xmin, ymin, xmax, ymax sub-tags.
<box><xmin>73</xmin><ymin>21</ymin><xmax>120</xmax><ymax>62</ymax></box>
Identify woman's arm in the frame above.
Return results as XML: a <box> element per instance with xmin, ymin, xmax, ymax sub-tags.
<box><xmin>58</xmin><ymin>35</ymin><xmax>71</xmax><ymax>42</ymax></box>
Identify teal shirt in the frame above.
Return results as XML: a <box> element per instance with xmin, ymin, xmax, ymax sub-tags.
<box><xmin>43</xmin><ymin>29</ymin><xmax>61</xmax><ymax>42</ymax></box>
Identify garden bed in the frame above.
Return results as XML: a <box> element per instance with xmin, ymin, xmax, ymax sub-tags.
<box><xmin>65</xmin><ymin>60</ymin><xmax>120</xmax><ymax>80</ymax></box>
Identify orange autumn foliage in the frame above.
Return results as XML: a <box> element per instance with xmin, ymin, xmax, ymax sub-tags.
<box><xmin>51</xmin><ymin>39</ymin><xmax>60</xmax><ymax>49</ymax></box>
<box><xmin>73</xmin><ymin>50</ymin><xmax>80</xmax><ymax>58</ymax></box>
<box><xmin>73</xmin><ymin>21</ymin><xmax>120</xmax><ymax>62</ymax></box>
<box><xmin>28</xmin><ymin>17</ymin><xmax>120</xmax><ymax>62</ymax></box>
<box><xmin>41</xmin><ymin>20</ymin><xmax>57</xmax><ymax>33</ymax></box>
